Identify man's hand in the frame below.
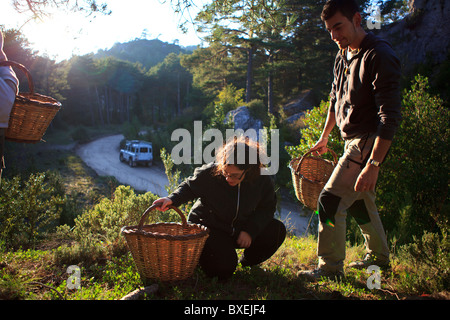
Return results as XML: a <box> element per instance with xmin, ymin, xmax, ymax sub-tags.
<box><xmin>311</xmin><ymin>137</ymin><xmax>329</xmax><ymax>155</ymax></box>
<box><xmin>236</xmin><ymin>231</ymin><xmax>252</xmax><ymax>248</ymax></box>
<box><xmin>354</xmin><ymin>136</ymin><xmax>391</xmax><ymax>192</ymax></box>
<box><xmin>311</xmin><ymin>108</ymin><xmax>336</xmax><ymax>155</ymax></box>
<box><xmin>354</xmin><ymin>164</ymin><xmax>379</xmax><ymax>192</ymax></box>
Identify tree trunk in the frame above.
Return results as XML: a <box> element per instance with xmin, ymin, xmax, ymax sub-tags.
<box><xmin>267</xmin><ymin>52</ymin><xmax>274</xmax><ymax>115</ymax></box>
<box><xmin>94</xmin><ymin>86</ymin><xmax>104</xmax><ymax>125</ymax></box>
<box><xmin>246</xmin><ymin>46</ymin><xmax>254</xmax><ymax>103</ymax></box>
<box><xmin>104</xmin><ymin>87</ymin><xmax>110</xmax><ymax>125</ymax></box>
<box><xmin>87</xmin><ymin>86</ymin><xmax>95</xmax><ymax>126</ymax></box>
<box><xmin>185</xmin><ymin>81</ymin><xmax>190</xmax><ymax>109</ymax></box>
<box><xmin>177</xmin><ymin>73</ymin><xmax>181</xmax><ymax>115</ymax></box>
<box><xmin>127</xmin><ymin>94</ymin><xmax>131</xmax><ymax>122</ymax></box>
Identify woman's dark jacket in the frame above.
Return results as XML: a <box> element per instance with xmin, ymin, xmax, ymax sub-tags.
<box><xmin>168</xmin><ymin>163</ymin><xmax>277</xmax><ymax>240</ymax></box>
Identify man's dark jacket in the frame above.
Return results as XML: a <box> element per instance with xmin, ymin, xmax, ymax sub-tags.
<box><xmin>330</xmin><ymin>32</ymin><xmax>402</xmax><ymax>140</ymax></box>
<box><xmin>168</xmin><ymin>163</ymin><xmax>277</xmax><ymax>239</ymax></box>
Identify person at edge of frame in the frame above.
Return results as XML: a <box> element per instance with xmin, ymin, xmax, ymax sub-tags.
<box><xmin>0</xmin><ymin>30</ymin><xmax>19</xmax><ymax>183</ymax></box>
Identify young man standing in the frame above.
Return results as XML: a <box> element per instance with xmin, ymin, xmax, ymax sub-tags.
<box><xmin>299</xmin><ymin>0</ymin><xmax>402</xmax><ymax>280</ymax></box>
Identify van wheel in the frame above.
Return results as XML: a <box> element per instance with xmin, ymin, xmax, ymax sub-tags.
<box><xmin>120</xmin><ymin>154</ymin><xmax>124</xmax><ymax>162</ymax></box>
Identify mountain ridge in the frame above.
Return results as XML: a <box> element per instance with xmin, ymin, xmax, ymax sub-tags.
<box><xmin>94</xmin><ymin>38</ymin><xmax>196</xmax><ymax>70</ymax></box>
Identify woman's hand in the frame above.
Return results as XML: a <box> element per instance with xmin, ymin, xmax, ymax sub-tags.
<box><xmin>236</xmin><ymin>231</ymin><xmax>252</xmax><ymax>248</ymax></box>
<box><xmin>152</xmin><ymin>197</ymin><xmax>173</xmax><ymax>211</ymax></box>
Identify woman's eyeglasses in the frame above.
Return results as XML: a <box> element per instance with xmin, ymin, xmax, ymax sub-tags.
<box><xmin>222</xmin><ymin>169</ymin><xmax>247</xmax><ymax>180</ymax></box>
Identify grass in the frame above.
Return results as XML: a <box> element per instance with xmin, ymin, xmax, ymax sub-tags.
<box><xmin>0</xmin><ymin>236</ymin><xmax>353</xmax><ymax>300</ymax></box>
<box><xmin>2</xmin><ymin>216</ymin><xmax>448</xmax><ymax>301</ymax></box>
<box><xmin>2</xmin><ymin>233</ymin><xmax>447</xmax><ymax>301</ymax></box>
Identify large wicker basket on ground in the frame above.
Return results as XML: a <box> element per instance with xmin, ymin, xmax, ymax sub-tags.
<box><xmin>289</xmin><ymin>148</ymin><xmax>338</xmax><ymax>210</ymax></box>
<box><xmin>0</xmin><ymin>61</ymin><xmax>61</xmax><ymax>143</ymax></box>
<box><xmin>121</xmin><ymin>204</ymin><xmax>209</xmax><ymax>283</ymax></box>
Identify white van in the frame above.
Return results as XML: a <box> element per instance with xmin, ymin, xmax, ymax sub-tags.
<box><xmin>120</xmin><ymin>140</ymin><xmax>153</xmax><ymax>167</ymax></box>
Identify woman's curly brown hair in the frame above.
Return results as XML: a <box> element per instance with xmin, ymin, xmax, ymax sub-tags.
<box><xmin>213</xmin><ymin>136</ymin><xmax>267</xmax><ymax>181</ymax></box>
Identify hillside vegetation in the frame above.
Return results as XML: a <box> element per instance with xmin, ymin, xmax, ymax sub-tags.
<box><xmin>1</xmin><ymin>76</ymin><xmax>449</xmax><ymax>300</ymax></box>
<box><xmin>0</xmin><ymin>163</ymin><xmax>448</xmax><ymax>300</ymax></box>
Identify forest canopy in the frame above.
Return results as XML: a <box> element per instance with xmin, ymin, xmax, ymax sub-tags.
<box><xmin>2</xmin><ymin>0</ymin><xmax>417</xmax><ymax>131</ymax></box>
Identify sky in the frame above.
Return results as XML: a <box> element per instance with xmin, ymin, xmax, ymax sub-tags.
<box><xmin>1</xmin><ymin>0</ymin><xmax>208</xmax><ymax>61</ymax></box>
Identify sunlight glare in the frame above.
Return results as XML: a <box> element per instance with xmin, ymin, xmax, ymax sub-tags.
<box><xmin>27</xmin><ymin>14</ymin><xmax>88</xmax><ymax>60</ymax></box>
<box><xmin>2</xmin><ymin>0</ymin><xmax>206</xmax><ymax>62</ymax></box>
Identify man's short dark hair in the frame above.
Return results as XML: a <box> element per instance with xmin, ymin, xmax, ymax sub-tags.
<box><xmin>321</xmin><ymin>0</ymin><xmax>360</xmax><ymax>22</ymax></box>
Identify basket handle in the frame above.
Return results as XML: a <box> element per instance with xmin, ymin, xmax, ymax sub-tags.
<box><xmin>137</xmin><ymin>203</ymin><xmax>187</xmax><ymax>230</ymax></box>
<box><xmin>0</xmin><ymin>60</ymin><xmax>34</xmax><ymax>94</ymax></box>
<box><xmin>293</xmin><ymin>148</ymin><xmax>338</xmax><ymax>172</ymax></box>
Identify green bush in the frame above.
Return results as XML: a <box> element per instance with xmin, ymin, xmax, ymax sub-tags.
<box><xmin>0</xmin><ymin>172</ymin><xmax>64</xmax><ymax>248</ymax></box>
<box><xmin>71</xmin><ymin>126</ymin><xmax>91</xmax><ymax>143</ymax></box>
<box><xmin>378</xmin><ymin>75</ymin><xmax>449</xmax><ymax>242</ymax></box>
<box><xmin>394</xmin><ymin>231</ymin><xmax>449</xmax><ymax>294</ymax></box>
<box><xmin>286</xmin><ymin>99</ymin><xmax>344</xmax><ymax>161</ymax></box>
<box><xmin>54</xmin><ymin>185</ymin><xmax>185</xmax><ymax>265</ymax></box>
<box><xmin>122</xmin><ymin>117</ymin><xmax>141</xmax><ymax>141</ymax></box>
<box><xmin>203</xmin><ymin>84</ymin><xmax>245</xmax><ymax>131</ymax></box>
<box><xmin>69</xmin><ymin>186</ymin><xmax>157</xmax><ymax>246</ymax></box>
<box><xmin>247</xmin><ymin>99</ymin><xmax>270</xmax><ymax>126</ymax></box>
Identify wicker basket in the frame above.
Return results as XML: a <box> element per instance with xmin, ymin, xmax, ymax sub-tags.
<box><xmin>0</xmin><ymin>61</ymin><xmax>61</xmax><ymax>143</ymax></box>
<box><xmin>121</xmin><ymin>204</ymin><xmax>209</xmax><ymax>283</ymax></box>
<box><xmin>289</xmin><ymin>148</ymin><xmax>338</xmax><ymax>210</ymax></box>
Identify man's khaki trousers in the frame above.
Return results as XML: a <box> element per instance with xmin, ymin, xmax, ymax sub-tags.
<box><xmin>317</xmin><ymin>133</ymin><xmax>390</xmax><ymax>273</ymax></box>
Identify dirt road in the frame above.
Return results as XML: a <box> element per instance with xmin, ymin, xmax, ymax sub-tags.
<box><xmin>76</xmin><ymin>134</ymin><xmax>311</xmax><ymax>236</ymax></box>
<box><xmin>76</xmin><ymin>134</ymin><xmax>169</xmax><ymax>197</ymax></box>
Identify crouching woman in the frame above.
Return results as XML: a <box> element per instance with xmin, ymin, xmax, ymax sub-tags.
<box><xmin>153</xmin><ymin>137</ymin><xmax>286</xmax><ymax>280</ymax></box>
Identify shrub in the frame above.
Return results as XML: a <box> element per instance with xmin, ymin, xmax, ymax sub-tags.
<box><xmin>203</xmin><ymin>84</ymin><xmax>245</xmax><ymax>131</ymax></box>
<box><xmin>213</xmin><ymin>84</ymin><xmax>245</xmax><ymax>116</ymax></box>
<box><xmin>394</xmin><ymin>231</ymin><xmax>449</xmax><ymax>294</ymax></box>
<box><xmin>0</xmin><ymin>172</ymin><xmax>64</xmax><ymax>248</ymax></box>
<box><xmin>54</xmin><ymin>185</ymin><xmax>185</xmax><ymax>264</ymax></box>
<box><xmin>247</xmin><ymin>99</ymin><xmax>270</xmax><ymax>126</ymax></box>
<box><xmin>286</xmin><ymin>99</ymin><xmax>344</xmax><ymax>161</ymax></box>
<box><xmin>378</xmin><ymin>75</ymin><xmax>449</xmax><ymax>241</ymax></box>
<box><xmin>71</xmin><ymin>126</ymin><xmax>90</xmax><ymax>143</ymax></box>
<box><xmin>160</xmin><ymin>147</ymin><xmax>181</xmax><ymax>195</ymax></box>
<box><xmin>68</xmin><ymin>186</ymin><xmax>157</xmax><ymax>246</ymax></box>
<box><xmin>122</xmin><ymin>117</ymin><xmax>141</xmax><ymax>141</ymax></box>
